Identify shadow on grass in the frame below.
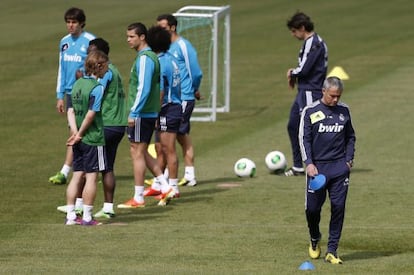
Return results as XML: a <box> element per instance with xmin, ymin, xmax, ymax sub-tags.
<box><xmin>113</xmin><ymin>205</ymin><xmax>174</xmax><ymax>223</ymax></box>
<box><xmin>196</xmin><ymin>177</ymin><xmax>244</xmax><ymax>185</ymax></box>
<box><xmin>112</xmin><ymin>177</ymin><xmax>239</xmax><ymax>224</ymax></box>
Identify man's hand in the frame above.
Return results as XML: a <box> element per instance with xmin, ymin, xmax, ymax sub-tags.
<box><xmin>128</xmin><ymin>117</ymin><xmax>135</xmax><ymax>128</ymax></box>
<box><xmin>75</xmin><ymin>69</ymin><xmax>83</xmax><ymax>80</ymax></box>
<box><xmin>56</xmin><ymin>99</ymin><xmax>65</xmax><ymax>113</ymax></box>
<box><xmin>194</xmin><ymin>90</ymin><xmax>202</xmax><ymax>100</ymax></box>
<box><xmin>66</xmin><ymin>133</ymin><xmax>81</xmax><ymax>146</ymax></box>
<box><xmin>287</xmin><ymin>69</ymin><xmax>295</xmax><ymax>89</ymax></box>
<box><xmin>306</xmin><ymin>163</ymin><xmax>318</xmax><ymax>177</ymax></box>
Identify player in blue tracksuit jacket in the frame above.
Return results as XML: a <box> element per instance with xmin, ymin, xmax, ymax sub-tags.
<box><xmin>157</xmin><ymin>14</ymin><xmax>203</xmax><ymax>186</ymax></box>
<box><xmin>285</xmin><ymin>12</ymin><xmax>328</xmax><ymax>176</ymax></box>
<box><xmin>49</xmin><ymin>7</ymin><xmax>96</xmax><ymax>186</ymax></box>
<box><xmin>299</xmin><ymin>77</ymin><xmax>355</xmax><ymax>264</ymax></box>
<box><xmin>169</xmin><ymin>35</ymin><xmax>202</xmax><ymax>186</ymax></box>
<box><xmin>144</xmin><ymin>25</ymin><xmax>183</xmax><ymax>198</ymax></box>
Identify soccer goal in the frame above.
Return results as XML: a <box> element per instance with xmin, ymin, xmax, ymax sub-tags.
<box><xmin>174</xmin><ymin>5</ymin><xmax>231</xmax><ymax>122</ymax></box>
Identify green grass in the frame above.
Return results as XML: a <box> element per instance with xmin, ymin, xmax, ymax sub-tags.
<box><xmin>1</xmin><ymin>0</ymin><xmax>414</xmax><ymax>274</ymax></box>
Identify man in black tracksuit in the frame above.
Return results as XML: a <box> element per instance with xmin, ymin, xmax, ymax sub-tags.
<box><xmin>299</xmin><ymin>76</ymin><xmax>356</xmax><ymax>264</ymax></box>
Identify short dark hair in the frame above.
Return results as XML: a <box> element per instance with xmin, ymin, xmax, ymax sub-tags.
<box><xmin>156</xmin><ymin>14</ymin><xmax>177</xmax><ymax>28</ymax></box>
<box><xmin>287</xmin><ymin>12</ymin><xmax>314</xmax><ymax>32</ymax></box>
<box><xmin>147</xmin><ymin>25</ymin><xmax>171</xmax><ymax>53</ymax></box>
<box><xmin>64</xmin><ymin>7</ymin><xmax>86</xmax><ymax>28</ymax></box>
<box><xmin>127</xmin><ymin>22</ymin><xmax>147</xmax><ymax>37</ymax></box>
<box><xmin>89</xmin><ymin>38</ymin><xmax>110</xmax><ymax>55</ymax></box>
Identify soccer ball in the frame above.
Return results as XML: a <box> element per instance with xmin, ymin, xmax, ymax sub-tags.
<box><xmin>265</xmin><ymin>151</ymin><xmax>287</xmax><ymax>174</ymax></box>
<box><xmin>234</xmin><ymin>158</ymin><xmax>256</xmax><ymax>177</ymax></box>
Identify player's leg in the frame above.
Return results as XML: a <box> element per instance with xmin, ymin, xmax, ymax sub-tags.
<box><xmin>80</xmin><ymin>144</ymin><xmax>106</xmax><ymax>225</ymax></box>
<box><xmin>177</xmin><ymin>100</ymin><xmax>197</xmax><ymax>186</ymax></box>
<box><xmin>81</xmin><ymin>171</ymin><xmax>99</xmax><ymax>224</ymax></box>
<box><xmin>118</xmin><ymin>118</ymin><xmax>159</xmax><ymax>208</ymax></box>
<box><xmin>161</xmin><ymin>132</ymin><xmax>178</xmax><ymax>177</ymax></box>
<box><xmin>65</xmin><ymin>171</ymin><xmax>84</xmax><ymax>225</ymax></box>
<box><xmin>305</xmin><ymin>178</ymin><xmax>327</xmax><ymax>258</ymax></box>
<box><xmin>95</xmin><ymin>127</ymin><xmax>124</xmax><ymax>218</ymax></box>
<box><xmin>325</xmin><ymin>161</ymin><xmax>349</xmax><ymax>263</ymax></box>
<box><xmin>65</xmin><ymin>142</ymin><xmax>84</xmax><ymax>225</ymax></box>
<box><xmin>50</xmin><ymin>95</ymin><xmax>75</xmax><ymax>184</ymax></box>
<box><xmin>161</xmin><ymin>131</ymin><xmax>179</xmax><ymax>193</ymax></box>
<box><xmin>49</xmin><ymin>145</ymin><xmax>73</xmax><ymax>184</ymax></box>
<box><xmin>154</xmin><ymin>106</ymin><xmax>181</xmax><ymax>204</ymax></box>
<box><xmin>143</xmin><ymin>121</ymin><xmax>170</xmax><ymax>197</ymax></box>
<box><xmin>285</xmin><ymin>95</ymin><xmax>305</xmax><ymax>176</ymax></box>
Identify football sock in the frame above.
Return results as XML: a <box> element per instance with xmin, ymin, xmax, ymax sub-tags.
<box><xmin>60</xmin><ymin>164</ymin><xmax>71</xmax><ymax>178</ymax></box>
<box><xmin>152</xmin><ymin>177</ymin><xmax>162</xmax><ymax>191</ymax></box>
<box><xmin>157</xmin><ymin>174</ymin><xmax>168</xmax><ymax>186</ymax></box>
<box><xmin>75</xmin><ymin>198</ymin><xmax>83</xmax><ymax>210</ymax></box>
<box><xmin>134</xmin><ymin>186</ymin><xmax>144</xmax><ymax>203</ymax></box>
<box><xmin>184</xmin><ymin>166</ymin><xmax>195</xmax><ymax>180</ymax></box>
<box><xmin>83</xmin><ymin>205</ymin><xmax>93</xmax><ymax>222</ymax></box>
<box><xmin>169</xmin><ymin>178</ymin><xmax>179</xmax><ymax>193</ymax></box>
<box><xmin>103</xmin><ymin>202</ymin><xmax>114</xmax><ymax>213</ymax></box>
<box><xmin>66</xmin><ymin>205</ymin><xmax>76</xmax><ymax>221</ymax></box>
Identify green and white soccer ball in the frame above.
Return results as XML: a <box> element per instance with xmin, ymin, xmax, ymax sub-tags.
<box><xmin>234</xmin><ymin>158</ymin><xmax>256</xmax><ymax>177</ymax></box>
<box><xmin>265</xmin><ymin>151</ymin><xmax>287</xmax><ymax>174</ymax></box>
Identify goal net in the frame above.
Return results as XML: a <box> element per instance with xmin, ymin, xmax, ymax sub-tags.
<box><xmin>174</xmin><ymin>5</ymin><xmax>231</xmax><ymax>122</ymax></box>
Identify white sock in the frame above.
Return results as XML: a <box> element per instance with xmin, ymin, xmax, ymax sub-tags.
<box><xmin>103</xmin><ymin>202</ymin><xmax>113</xmax><ymax>213</ymax></box>
<box><xmin>75</xmin><ymin>198</ymin><xmax>83</xmax><ymax>210</ymax></box>
<box><xmin>158</xmin><ymin>175</ymin><xmax>171</xmax><ymax>193</ymax></box>
<box><xmin>83</xmin><ymin>205</ymin><xmax>93</xmax><ymax>222</ymax></box>
<box><xmin>184</xmin><ymin>166</ymin><xmax>195</xmax><ymax>180</ymax></box>
<box><xmin>156</xmin><ymin>175</ymin><xmax>168</xmax><ymax>186</ymax></box>
<box><xmin>169</xmin><ymin>178</ymin><xmax>179</xmax><ymax>193</ymax></box>
<box><xmin>60</xmin><ymin>165</ymin><xmax>71</xmax><ymax>178</ymax></box>
<box><xmin>66</xmin><ymin>205</ymin><xmax>76</xmax><ymax>221</ymax></box>
<box><xmin>151</xmin><ymin>177</ymin><xmax>162</xmax><ymax>191</ymax></box>
<box><xmin>134</xmin><ymin>186</ymin><xmax>144</xmax><ymax>203</ymax></box>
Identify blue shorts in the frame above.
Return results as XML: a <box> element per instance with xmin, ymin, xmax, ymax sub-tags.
<box><xmin>127</xmin><ymin>117</ymin><xmax>156</xmax><ymax>144</ymax></box>
<box><xmin>158</xmin><ymin>103</ymin><xmax>182</xmax><ymax>133</ymax></box>
<box><xmin>104</xmin><ymin>126</ymin><xmax>125</xmax><ymax>171</ymax></box>
<box><xmin>178</xmin><ymin>100</ymin><xmax>195</xmax><ymax>135</ymax></box>
<box><xmin>72</xmin><ymin>142</ymin><xmax>107</xmax><ymax>173</ymax></box>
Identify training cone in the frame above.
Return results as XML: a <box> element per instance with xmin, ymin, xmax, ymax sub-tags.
<box><xmin>299</xmin><ymin>261</ymin><xmax>315</xmax><ymax>270</ymax></box>
<box><xmin>309</xmin><ymin>174</ymin><xmax>326</xmax><ymax>191</ymax></box>
<box><xmin>327</xmin><ymin>66</ymin><xmax>349</xmax><ymax>80</ymax></box>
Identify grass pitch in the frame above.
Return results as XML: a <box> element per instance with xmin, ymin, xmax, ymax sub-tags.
<box><xmin>1</xmin><ymin>0</ymin><xmax>414</xmax><ymax>274</ymax></box>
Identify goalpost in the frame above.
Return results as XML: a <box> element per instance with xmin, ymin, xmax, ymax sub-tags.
<box><xmin>174</xmin><ymin>5</ymin><xmax>231</xmax><ymax>122</ymax></box>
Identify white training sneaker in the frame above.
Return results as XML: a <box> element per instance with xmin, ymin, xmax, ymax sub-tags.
<box><xmin>178</xmin><ymin>178</ymin><xmax>197</xmax><ymax>186</ymax></box>
<box><xmin>57</xmin><ymin>205</ymin><xmax>83</xmax><ymax>215</ymax></box>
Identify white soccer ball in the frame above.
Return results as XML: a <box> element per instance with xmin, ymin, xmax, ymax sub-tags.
<box><xmin>265</xmin><ymin>151</ymin><xmax>287</xmax><ymax>173</ymax></box>
<box><xmin>234</xmin><ymin>158</ymin><xmax>256</xmax><ymax>178</ymax></box>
